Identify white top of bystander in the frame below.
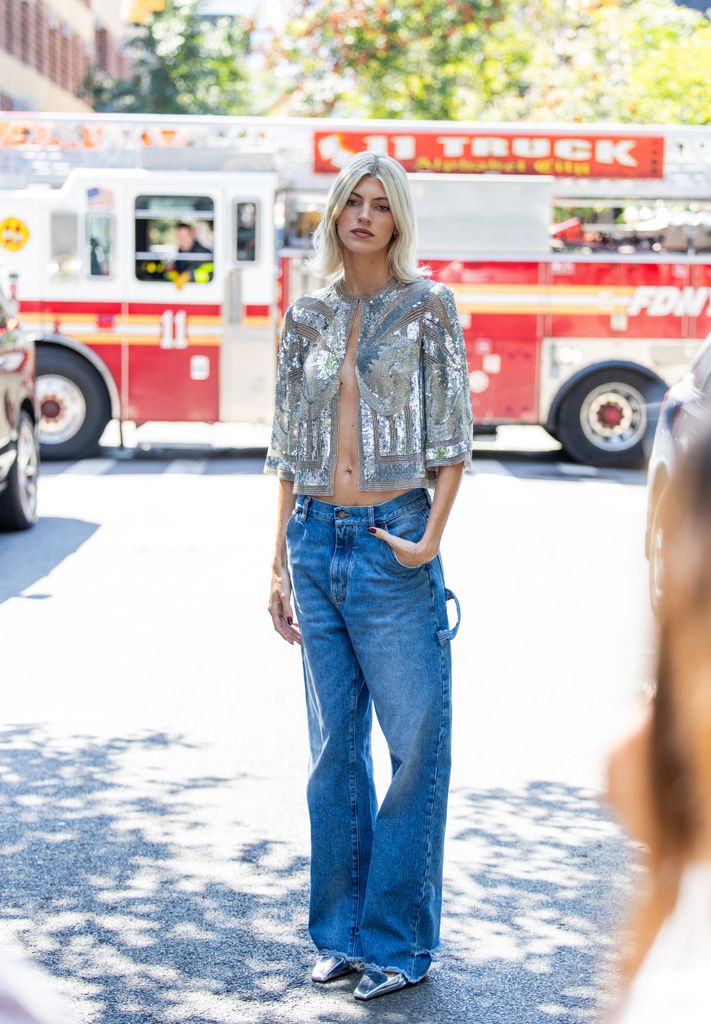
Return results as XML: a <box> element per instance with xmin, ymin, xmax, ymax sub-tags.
<box><xmin>616</xmin><ymin>861</ymin><xmax>711</xmax><ymax>1024</ymax></box>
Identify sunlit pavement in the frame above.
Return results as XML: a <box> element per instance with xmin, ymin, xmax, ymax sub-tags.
<box><xmin>0</xmin><ymin>438</ymin><xmax>652</xmax><ymax>1023</ymax></box>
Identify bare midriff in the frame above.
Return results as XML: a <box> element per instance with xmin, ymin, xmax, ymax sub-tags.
<box><xmin>320</xmin><ymin>304</ymin><xmax>410</xmax><ymax>507</ymax></box>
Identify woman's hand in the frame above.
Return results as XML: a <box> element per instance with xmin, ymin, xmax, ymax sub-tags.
<box><xmin>367</xmin><ymin>464</ymin><xmax>463</xmax><ymax>568</ymax></box>
<box><xmin>367</xmin><ymin>527</ymin><xmax>437</xmax><ymax>568</ymax></box>
<box><xmin>268</xmin><ymin>565</ymin><xmax>302</xmax><ymax>645</ymax></box>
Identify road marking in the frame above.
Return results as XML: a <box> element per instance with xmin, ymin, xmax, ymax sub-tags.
<box><xmin>558</xmin><ymin>463</ymin><xmax>600</xmax><ymax>477</ymax></box>
<box><xmin>42</xmin><ymin>455</ymin><xmax>614</xmax><ymax>481</ymax></box>
<box><xmin>61</xmin><ymin>458</ymin><xmax>116</xmax><ymax>475</ymax></box>
<box><xmin>164</xmin><ymin>459</ymin><xmax>209</xmax><ymax>475</ymax></box>
<box><xmin>469</xmin><ymin>460</ymin><xmax>512</xmax><ymax>476</ymax></box>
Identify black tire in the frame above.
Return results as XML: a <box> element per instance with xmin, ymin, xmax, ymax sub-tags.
<box><xmin>36</xmin><ymin>346</ymin><xmax>111</xmax><ymax>461</ymax></box>
<box><xmin>0</xmin><ymin>410</ymin><xmax>39</xmax><ymax>531</ymax></box>
<box><xmin>556</xmin><ymin>369</ymin><xmax>666</xmax><ymax>469</ymax></box>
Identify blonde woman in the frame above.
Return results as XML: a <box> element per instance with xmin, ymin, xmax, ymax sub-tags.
<box><xmin>607</xmin><ymin>432</ymin><xmax>711</xmax><ymax>1023</ymax></box>
<box><xmin>265</xmin><ymin>153</ymin><xmax>472</xmax><ymax>1000</ymax></box>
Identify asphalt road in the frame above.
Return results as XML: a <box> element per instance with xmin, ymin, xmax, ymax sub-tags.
<box><xmin>0</xmin><ymin>439</ymin><xmax>654</xmax><ymax>1024</ymax></box>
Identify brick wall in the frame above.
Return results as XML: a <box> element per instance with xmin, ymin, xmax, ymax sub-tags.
<box><xmin>95</xmin><ymin>23</ymin><xmax>129</xmax><ymax>80</ymax></box>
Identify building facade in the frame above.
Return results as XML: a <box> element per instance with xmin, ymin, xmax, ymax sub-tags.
<box><xmin>0</xmin><ymin>0</ymin><xmax>131</xmax><ymax>112</ymax></box>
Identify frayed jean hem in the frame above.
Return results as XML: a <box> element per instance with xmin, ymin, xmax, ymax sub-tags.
<box><xmin>361</xmin><ymin>960</ymin><xmax>431</xmax><ymax>984</ymax></box>
<box><xmin>317</xmin><ymin>948</ymin><xmax>364</xmax><ymax>970</ymax></box>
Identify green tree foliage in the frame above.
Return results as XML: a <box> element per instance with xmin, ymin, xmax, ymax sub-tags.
<box><xmin>86</xmin><ymin>0</ymin><xmax>253</xmax><ymax>115</ymax></box>
<box><xmin>269</xmin><ymin>0</ymin><xmax>711</xmax><ymax>123</ymax></box>
<box><xmin>268</xmin><ymin>0</ymin><xmax>503</xmax><ymax>118</ymax></box>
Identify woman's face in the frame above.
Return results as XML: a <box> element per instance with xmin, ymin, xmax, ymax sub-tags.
<box><xmin>335</xmin><ymin>175</ymin><xmax>396</xmax><ymax>258</ymax></box>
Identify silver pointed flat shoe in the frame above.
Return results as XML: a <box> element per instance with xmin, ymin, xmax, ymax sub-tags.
<box><xmin>353</xmin><ymin>968</ymin><xmax>408</xmax><ymax>1000</ymax></box>
<box><xmin>311</xmin><ymin>954</ymin><xmax>355</xmax><ymax>983</ymax></box>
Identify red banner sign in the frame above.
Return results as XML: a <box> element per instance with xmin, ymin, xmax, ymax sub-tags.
<box><xmin>314</xmin><ymin>130</ymin><xmax>665</xmax><ymax>178</ymax></box>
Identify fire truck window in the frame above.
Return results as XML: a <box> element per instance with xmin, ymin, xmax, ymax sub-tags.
<box><xmin>551</xmin><ymin>200</ymin><xmax>711</xmax><ymax>256</ymax></box>
<box><xmin>87</xmin><ymin>213</ymin><xmax>113</xmax><ymax>278</ymax></box>
<box><xmin>50</xmin><ymin>212</ymin><xmax>80</xmax><ymax>279</ymax></box>
<box><xmin>235</xmin><ymin>201</ymin><xmax>258</xmax><ymax>262</ymax></box>
<box><xmin>134</xmin><ymin>195</ymin><xmax>214</xmax><ymax>284</ymax></box>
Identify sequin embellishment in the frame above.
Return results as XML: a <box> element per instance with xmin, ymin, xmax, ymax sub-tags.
<box><xmin>265</xmin><ymin>277</ymin><xmax>473</xmax><ymax>495</ymax></box>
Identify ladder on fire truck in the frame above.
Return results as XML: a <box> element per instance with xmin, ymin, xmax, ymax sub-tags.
<box><xmin>0</xmin><ymin>112</ymin><xmax>710</xmax><ymax>197</ymax></box>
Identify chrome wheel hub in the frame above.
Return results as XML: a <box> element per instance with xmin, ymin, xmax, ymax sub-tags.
<box><xmin>38</xmin><ymin>374</ymin><xmax>86</xmax><ymax>445</ymax></box>
<box><xmin>581</xmin><ymin>382</ymin><xmax>646</xmax><ymax>451</ymax></box>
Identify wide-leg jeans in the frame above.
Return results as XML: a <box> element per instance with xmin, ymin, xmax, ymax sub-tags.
<box><xmin>286</xmin><ymin>488</ymin><xmax>460</xmax><ymax>982</ymax></box>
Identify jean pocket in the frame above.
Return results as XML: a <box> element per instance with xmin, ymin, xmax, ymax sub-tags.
<box><xmin>391</xmin><ymin>548</ymin><xmax>424</xmax><ymax>570</ymax></box>
<box><xmin>286</xmin><ymin>507</ymin><xmax>302</xmax><ymax>541</ymax></box>
<box><xmin>383</xmin><ymin>509</ymin><xmax>430</xmax><ymax>571</ymax></box>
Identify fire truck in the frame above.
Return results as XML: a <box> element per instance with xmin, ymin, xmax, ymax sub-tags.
<box><xmin>0</xmin><ymin>113</ymin><xmax>709</xmax><ymax>466</ymax></box>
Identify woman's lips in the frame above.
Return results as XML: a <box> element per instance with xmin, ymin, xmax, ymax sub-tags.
<box><xmin>351</xmin><ymin>229</ymin><xmax>374</xmax><ymax>237</ymax></box>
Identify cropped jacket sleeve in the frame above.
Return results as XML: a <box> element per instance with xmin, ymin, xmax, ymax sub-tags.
<box><xmin>264</xmin><ymin>306</ymin><xmax>301</xmax><ymax>481</ymax></box>
<box><xmin>421</xmin><ymin>283</ymin><xmax>474</xmax><ymax>470</ymax></box>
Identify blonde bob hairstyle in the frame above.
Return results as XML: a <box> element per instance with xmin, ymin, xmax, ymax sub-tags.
<box><xmin>307</xmin><ymin>152</ymin><xmax>426</xmax><ymax>284</ymax></box>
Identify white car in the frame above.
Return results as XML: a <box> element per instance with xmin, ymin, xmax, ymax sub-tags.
<box><xmin>645</xmin><ymin>333</ymin><xmax>711</xmax><ymax>610</ymax></box>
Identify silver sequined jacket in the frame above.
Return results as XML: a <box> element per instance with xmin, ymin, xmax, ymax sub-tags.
<box><xmin>264</xmin><ymin>276</ymin><xmax>473</xmax><ymax>495</ymax></box>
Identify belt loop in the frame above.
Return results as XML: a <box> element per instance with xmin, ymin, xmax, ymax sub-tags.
<box><xmin>368</xmin><ymin>505</ymin><xmax>375</xmax><ymax>528</ymax></box>
<box><xmin>302</xmin><ymin>496</ymin><xmax>311</xmax><ymax>522</ymax></box>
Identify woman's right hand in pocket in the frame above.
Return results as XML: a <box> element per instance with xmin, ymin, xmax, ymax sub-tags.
<box><xmin>268</xmin><ymin>567</ymin><xmax>302</xmax><ymax>646</ymax></box>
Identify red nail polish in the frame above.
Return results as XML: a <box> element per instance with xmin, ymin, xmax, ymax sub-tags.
<box><xmin>287</xmin><ymin>616</ymin><xmax>293</xmax><ymax>625</ymax></box>
<box><xmin>368</xmin><ymin>527</ymin><xmax>376</xmax><ymax>534</ymax></box>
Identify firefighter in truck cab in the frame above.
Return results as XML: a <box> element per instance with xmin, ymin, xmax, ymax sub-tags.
<box><xmin>169</xmin><ymin>222</ymin><xmax>213</xmax><ymax>284</ymax></box>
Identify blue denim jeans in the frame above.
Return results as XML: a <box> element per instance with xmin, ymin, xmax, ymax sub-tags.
<box><xmin>286</xmin><ymin>488</ymin><xmax>460</xmax><ymax>982</ymax></box>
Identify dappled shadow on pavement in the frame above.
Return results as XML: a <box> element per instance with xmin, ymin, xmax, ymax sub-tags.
<box><xmin>288</xmin><ymin>784</ymin><xmax>628</xmax><ymax>1024</ymax></box>
<box><xmin>0</xmin><ymin>726</ymin><xmax>311</xmax><ymax>1024</ymax></box>
<box><xmin>440</xmin><ymin>782</ymin><xmax>629</xmax><ymax>1024</ymax></box>
<box><xmin>0</xmin><ymin>730</ymin><xmax>628</xmax><ymax>1024</ymax></box>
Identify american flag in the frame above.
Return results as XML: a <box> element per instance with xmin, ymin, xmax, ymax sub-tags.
<box><xmin>87</xmin><ymin>187</ymin><xmax>115</xmax><ymax>209</ymax></box>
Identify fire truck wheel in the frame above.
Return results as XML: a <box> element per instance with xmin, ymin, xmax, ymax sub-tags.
<box><xmin>557</xmin><ymin>370</ymin><xmax>666</xmax><ymax>469</ymax></box>
<box><xmin>36</xmin><ymin>347</ymin><xmax>111</xmax><ymax>461</ymax></box>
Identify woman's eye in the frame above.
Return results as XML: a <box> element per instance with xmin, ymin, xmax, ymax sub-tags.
<box><xmin>378</xmin><ymin>205</ymin><xmax>391</xmax><ymax>213</ymax></box>
<box><xmin>346</xmin><ymin>198</ymin><xmax>359</xmax><ymax>206</ymax></box>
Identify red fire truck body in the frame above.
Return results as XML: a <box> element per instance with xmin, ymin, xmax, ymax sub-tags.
<box><xmin>435</xmin><ymin>258</ymin><xmax>710</xmax><ymax>421</ymax></box>
<box><xmin>0</xmin><ymin>114</ymin><xmax>709</xmax><ymax>465</ymax></box>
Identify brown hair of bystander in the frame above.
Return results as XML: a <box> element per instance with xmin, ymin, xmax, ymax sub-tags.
<box><xmin>622</xmin><ymin>430</ymin><xmax>711</xmax><ymax>979</ymax></box>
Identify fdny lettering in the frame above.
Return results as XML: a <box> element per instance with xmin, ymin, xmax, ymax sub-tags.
<box><xmin>628</xmin><ymin>286</ymin><xmax>711</xmax><ymax>317</ymax></box>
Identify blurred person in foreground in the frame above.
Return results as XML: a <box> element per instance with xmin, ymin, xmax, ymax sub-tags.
<box><xmin>607</xmin><ymin>430</ymin><xmax>711</xmax><ymax>1023</ymax></box>
<box><xmin>0</xmin><ymin>952</ymin><xmax>72</xmax><ymax>1023</ymax></box>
